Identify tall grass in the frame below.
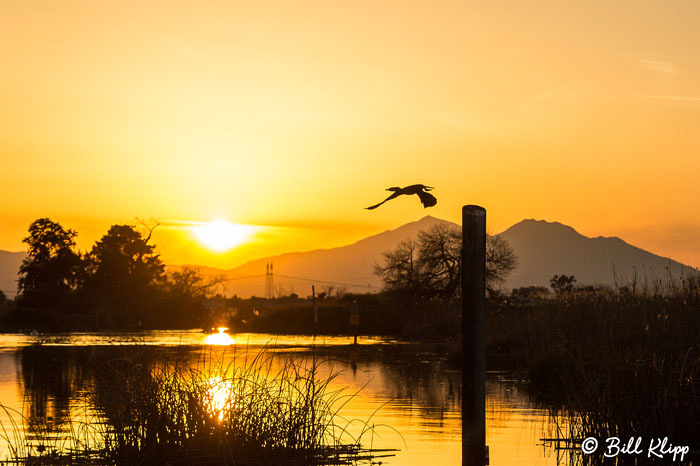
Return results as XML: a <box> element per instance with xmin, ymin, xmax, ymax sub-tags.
<box><xmin>1</xmin><ymin>346</ymin><xmax>394</xmax><ymax>466</ymax></box>
<box><xmin>489</xmin><ymin>276</ymin><xmax>700</xmax><ymax>451</ymax></box>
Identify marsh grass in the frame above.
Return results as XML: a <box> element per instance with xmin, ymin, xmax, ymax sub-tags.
<box><xmin>0</xmin><ymin>402</ymin><xmax>104</xmax><ymax>465</ymax></box>
<box><xmin>1</xmin><ymin>345</ymin><xmax>396</xmax><ymax>466</ymax></box>
<box><xmin>491</xmin><ymin>275</ymin><xmax>700</xmax><ymax>453</ymax></box>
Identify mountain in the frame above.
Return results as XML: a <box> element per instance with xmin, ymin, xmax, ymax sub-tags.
<box><xmin>2</xmin><ymin>217</ymin><xmax>452</xmax><ymax>300</ymax></box>
<box><xmin>171</xmin><ymin>216</ymin><xmax>456</xmax><ymax>297</ymax></box>
<box><xmin>0</xmin><ymin>251</ymin><xmax>24</xmax><ymax>298</ymax></box>
<box><xmin>190</xmin><ymin>217</ymin><xmax>696</xmax><ymax>297</ymax></box>
<box><xmin>3</xmin><ymin>217</ymin><xmax>697</xmax><ymax>299</ymax></box>
<box><xmin>499</xmin><ymin>219</ymin><xmax>696</xmax><ymax>290</ymax></box>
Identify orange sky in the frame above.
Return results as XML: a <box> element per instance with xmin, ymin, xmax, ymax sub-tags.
<box><xmin>2</xmin><ymin>1</ymin><xmax>700</xmax><ymax>268</ymax></box>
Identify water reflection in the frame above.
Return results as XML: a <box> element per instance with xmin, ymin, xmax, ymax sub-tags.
<box><xmin>205</xmin><ymin>327</ymin><xmax>235</xmax><ymax>346</ymax></box>
<box><xmin>0</xmin><ymin>332</ymin><xmax>577</xmax><ymax>465</ymax></box>
<box><xmin>17</xmin><ymin>345</ymin><xmax>92</xmax><ymax>429</ymax></box>
<box><xmin>205</xmin><ymin>375</ymin><xmax>235</xmax><ymax>422</ymax></box>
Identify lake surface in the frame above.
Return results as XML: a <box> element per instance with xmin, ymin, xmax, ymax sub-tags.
<box><xmin>0</xmin><ymin>331</ymin><xmax>571</xmax><ymax>465</ymax></box>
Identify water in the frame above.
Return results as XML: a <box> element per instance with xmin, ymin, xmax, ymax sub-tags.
<box><xmin>0</xmin><ymin>331</ymin><xmax>567</xmax><ymax>465</ymax></box>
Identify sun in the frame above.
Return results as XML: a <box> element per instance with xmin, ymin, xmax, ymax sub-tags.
<box><xmin>192</xmin><ymin>220</ymin><xmax>255</xmax><ymax>252</ymax></box>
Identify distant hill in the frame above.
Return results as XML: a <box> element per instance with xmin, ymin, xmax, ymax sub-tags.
<box><xmin>3</xmin><ymin>217</ymin><xmax>697</xmax><ymax>299</ymax></box>
<box><xmin>168</xmin><ymin>216</ymin><xmax>455</xmax><ymax>297</ymax></box>
<box><xmin>499</xmin><ymin>219</ymin><xmax>697</xmax><ymax>290</ymax></box>
<box><xmin>181</xmin><ymin>216</ymin><xmax>697</xmax><ymax>297</ymax></box>
<box><xmin>0</xmin><ymin>251</ymin><xmax>24</xmax><ymax>298</ymax></box>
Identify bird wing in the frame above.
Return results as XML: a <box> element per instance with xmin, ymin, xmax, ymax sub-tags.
<box><xmin>366</xmin><ymin>191</ymin><xmax>402</xmax><ymax>210</ymax></box>
<box><xmin>416</xmin><ymin>190</ymin><xmax>437</xmax><ymax>208</ymax></box>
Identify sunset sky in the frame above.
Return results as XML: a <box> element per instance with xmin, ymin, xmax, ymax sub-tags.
<box><xmin>2</xmin><ymin>1</ymin><xmax>700</xmax><ymax>268</ymax></box>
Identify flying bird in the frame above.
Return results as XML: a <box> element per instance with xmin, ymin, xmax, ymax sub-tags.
<box><xmin>366</xmin><ymin>184</ymin><xmax>437</xmax><ymax>210</ymax></box>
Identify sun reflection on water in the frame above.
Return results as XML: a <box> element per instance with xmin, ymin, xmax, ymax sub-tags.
<box><xmin>205</xmin><ymin>375</ymin><xmax>234</xmax><ymax>422</ymax></box>
<box><xmin>205</xmin><ymin>327</ymin><xmax>235</xmax><ymax>346</ymax></box>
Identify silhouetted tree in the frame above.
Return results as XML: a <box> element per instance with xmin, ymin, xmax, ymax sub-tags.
<box><xmin>17</xmin><ymin>218</ymin><xmax>82</xmax><ymax>310</ymax></box>
<box><xmin>163</xmin><ymin>267</ymin><xmax>222</xmax><ymax>326</ymax></box>
<box><xmin>167</xmin><ymin>267</ymin><xmax>209</xmax><ymax>300</ymax></box>
<box><xmin>375</xmin><ymin>238</ymin><xmax>424</xmax><ymax>294</ymax></box>
<box><xmin>84</xmin><ymin>224</ymin><xmax>165</xmax><ymax>326</ymax></box>
<box><xmin>375</xmin><ymin>224</ymin><xmax>518</xmax><ymax>297</ymax></box>
<box><xmin>486</xmin><ymin>235</ymin><xmax>518</xmax><ymax>293</ymax></box>
<box><xmin>550</xmin><ymin>274</ymin><xmax>576</xmax><ymax>297</ymax></box>
<box><xmin>417</xmin><ymin>224</ymin><xmax>462</xmax><ymax>296</ymax></box>
<box><xmin>0</xmin><ymin>290</ymin><xmax>6</xmax><ymax>303</ymax></box>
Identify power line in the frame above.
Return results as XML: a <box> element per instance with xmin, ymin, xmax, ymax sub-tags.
<box><xmin>217</xmin><ymin>271</ymin><xmax>380</xmax><ymax>290</ymax></box>
<box><xmin>1</xmin><ymin>274</ymin><xmax>380</xmax><ymax>293</ymax></box>
<box><xmin>219</xmin><ymin>274</ymin><xmax>266</xmax><ymax>283</ymax></box>
<box><xmin>275</xmin><ymin>273</ymin><xmax>380</xmax><ymax>290</ymax></box>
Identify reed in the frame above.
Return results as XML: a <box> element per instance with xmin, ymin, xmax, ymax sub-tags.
<box><xmin>490</xmin><ymin>276</ymin><xmax>700</xmax><ymax>451</ymax></box>
<box><xmin>1</xmin><ymin>346</ymin><xmax>394</xmax><ymax>466</ymax></box>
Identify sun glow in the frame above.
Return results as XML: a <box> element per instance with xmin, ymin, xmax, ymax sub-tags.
<box><xmin>192</xmin><ymin>220</ymin><xmax>256</xmax><ymax>252</ymax></box>
<box><xmin>205</xmin><ymin>327</ymin><xmax>235</xmax><ymax>346</ymax></box>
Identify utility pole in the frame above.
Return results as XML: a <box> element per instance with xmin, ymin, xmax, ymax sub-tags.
<box><xmin>265</xmin><ymin>262</ymin><xmax>275</xmax><ymax>299</ymax></box>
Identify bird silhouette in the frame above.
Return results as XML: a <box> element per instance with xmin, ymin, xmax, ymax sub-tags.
<box><xmin>366</xmin><ymin>184</ymin><xmax>437</xmax><ymax>210</ymax></box>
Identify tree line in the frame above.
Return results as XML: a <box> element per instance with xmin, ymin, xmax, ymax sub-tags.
<box><xmin>14</xmin><ymin>218</ymin><xmax>217</xmax><ymax>329</ymax></box>
<box><xmin>8</xmin><ymin>219</ymin><xmax>520</xmax><ymax>333</ymax></box>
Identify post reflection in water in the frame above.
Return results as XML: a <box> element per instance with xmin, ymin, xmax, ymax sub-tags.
<box><xmin>0</xmin><ymin>331</ymin><xmax>576</xmax><ymax>466</ymax></box>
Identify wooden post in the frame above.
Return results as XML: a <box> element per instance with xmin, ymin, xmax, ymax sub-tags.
<box><xmin>462</xmin><ymin>205</ymin><xmax>486</xmax><ymax>466</ymax></box>
<box><xmin>312</xmin><ymin>285</ymin><xmax>318</xmax><ymax>327</ymax></box>
<box><xmin>312</xmin><ymin>285</ymin><xmax>317</xmax><ymax>361</ymax></box>
<box><xmin>350</xmin><ymin>300</ymin><xmax>359</xmax><ymax>345</ymax></box>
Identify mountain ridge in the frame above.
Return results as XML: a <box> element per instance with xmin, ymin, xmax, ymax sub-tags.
<box><xmin>181</xmin><ymin>216</ymin><xmax>695</xmax><ymax>296</ymax></box>
<box><xmin>498</xmin><ymin>219</ymin><xmax>694</xmax><ymax>288</ymax></box>
<box><xmin>2</xmin><ymin>216</ymin><xmax>696</xmax><ymax>298</ymax></box>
